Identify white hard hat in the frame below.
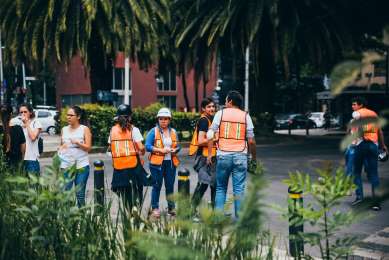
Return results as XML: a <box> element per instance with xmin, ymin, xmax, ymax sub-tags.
<box><xmin>157</xmin><ymin>107</ymin><xmax>172</xmax><ymax>118</ymax></box>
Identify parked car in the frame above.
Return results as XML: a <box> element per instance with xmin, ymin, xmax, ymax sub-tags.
<box><xmin>308</xmin><ymin>112</ymin><xmax>340</xmax><ymax>128</ymax></box>
<box><xmin>34</xmin><ymin>109</ymin><xmax>59</xmax><ymax>135</ymax></box>
<box><xmin>275</xmin><ymin>113</ymin><xmax>316</xmax><ymax>129</ymax></box>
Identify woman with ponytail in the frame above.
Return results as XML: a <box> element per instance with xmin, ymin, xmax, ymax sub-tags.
<box><xmin>58</xmin><ymin>106</ymin><xmax>92</xmax><ymax>207</ymax></box>
<box><xmin>1</xmin><ymin>106</ymin><xmax>26</xmax><ymax>169</ymax></box>
<box><xmin>108</xmin><ymin>104</ymin><xmax>145</xmax><ymax>211</ymax></box>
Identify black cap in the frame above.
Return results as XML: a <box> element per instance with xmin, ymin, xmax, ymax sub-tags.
<box><xmin>116</xmin><ymin>104</ymin><xmax>132</xmax><ymax>116</ymax></box>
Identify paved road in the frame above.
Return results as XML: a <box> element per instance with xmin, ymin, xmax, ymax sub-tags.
<box><xmin>39</xmin><ymin>135</ymin><xmax>389</xmax><ymax>257</ymax></box>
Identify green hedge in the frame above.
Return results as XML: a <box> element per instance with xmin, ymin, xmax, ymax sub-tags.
<box><xmin>61</xmin><ymin>103</ymin><xmax>275</xmax><ymax>146</ymax></box>
<box><xmin>61</xmin><ymin>103</ymin><xmax>199</xmax><ymax>146</ymax></box>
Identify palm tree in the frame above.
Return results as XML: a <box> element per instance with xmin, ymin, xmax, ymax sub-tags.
<box><xmin>0</xmin><ymin>0</ymin><xmax>169</xmax><ymax>72</ymax></box>
<box><xmin>174</xmin><ymin>0</ymin><xmax>357</xmax><ymax>113</ymax></box>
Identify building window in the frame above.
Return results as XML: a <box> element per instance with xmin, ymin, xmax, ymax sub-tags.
<box><xmin>374</xmin><ymin>61</ymin><xmax>386</xmax><ymax>77</ymax></box>
<box><xmin>156</xmin><ymin>70</ymin><xmax>176</xmax><ymax>91</ymax></box>
<box><xmin>112</xmin><ymin>68</ymin><xmax>131</xmax><ymax>90</ymax></box>
<box><xmin>158</xmin><ymin>95</ymin><xmax>177</xmax><ymax>110</ymax></box>
<box><xmin>61</xmin><ymin>95</ymin><xmax>91</xmax><ymax>106</ymax></box>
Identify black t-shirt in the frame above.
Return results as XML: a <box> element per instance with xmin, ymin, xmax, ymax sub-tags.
<box><xmin>5</xmin><ymin>125</ymin><xmax>26</xmax><ymax>166</ymax></box>
<box><xmin>196</xmin><ymin>116</ymin><xmax>212</xmax><ymax>156</ymax></box>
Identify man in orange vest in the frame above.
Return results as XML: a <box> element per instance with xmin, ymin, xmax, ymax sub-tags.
<box><xmin>206</xmin><ymin>90</ymin><xmax>257</xmax><ymax>218</ymax></box>
<box><xmin>189</xmin><ymin>98</ymin><xmax>217</xmax><ymax>214</ymax></box>
<box><xmin>351</xmin><ymin>97</ymin><xmax>387</xmax><ymax>210</ymax></box>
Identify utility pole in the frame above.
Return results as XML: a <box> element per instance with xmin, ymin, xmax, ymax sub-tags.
<box><xmin>386</xmin><ymin>49</ymin><xmax>389</xmax><ymax>95</ymax></box>
<box><xmin>244</xmin><ymin>47</ymin><xmax>249</xmax><ymax>111</ymax></box>
<box><xmin>124</xmin><ymin>57</ymin><xmax>130</xmax><ymax>105</ymax></box>
<box><xmin>0</xmin><ymin>30</ymin><xmax>4</xmax><ymax>105</ymax></box>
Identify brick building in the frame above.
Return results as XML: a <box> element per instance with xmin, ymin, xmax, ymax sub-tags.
<box><xmin>55</xmin><ymin>53</ymin><xmax>217</xmax><ymax>111</ymax></box>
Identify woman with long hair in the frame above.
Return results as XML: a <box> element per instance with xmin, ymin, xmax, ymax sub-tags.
<box><xmin>19</xmin><ymin>103</ymin><xmax>42</xmax><ymax>174</ymax></box>
<box><xmin>0</xmin><ymin>106</ymin><xmax>26</xmax><ymax>169</ymax></box>
<box><xmin>109</xmin><ymin>104</ymin><xmax>145</xmax><ymax>211</ymax></box>
<box><xmin>145</xmin><ymin>108</ymin><xmax>181</xmax><ymax>218</ymax></box>
<box><xmin>58</xmin><ymin>106</ymin><xmax>92</xmax><ymax>207</ymax></box>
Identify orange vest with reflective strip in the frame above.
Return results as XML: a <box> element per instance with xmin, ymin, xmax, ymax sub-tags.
<box><xmin>218</xmin><ymin>108</ymin><xmax>247</xmax><ymax>152</ymax></box>
<box><xmin>149</xmin><ymin>128</ymin><xmax>180</xmax><ymax>167</ymax></box>
<box><xmin>110</xmin><ymin>125</ymin><xmax>138</xmax><ymax>170</ymax></box>
<box><xmin>189</xmin><ymin>114</ymin><xmax>217</xmax><ymax>157</ymax></box>
<box><xmin>358</xmin><ymin>108</ymin><xmax>378</xmax><ymax>143</ymax></box>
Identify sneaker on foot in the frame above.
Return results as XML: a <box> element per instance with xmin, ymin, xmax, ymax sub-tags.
<box><xmin>371</xmin><ymin>204</ymin><xmax>381</xmax><ymax>211</ymax></box>
<box><xmin>151</xmin><ymin>208</ymin><xmax>161</xmax><ymax>218</ymax></box>
<box><xmin>351</xmin><ymin>198</ymin><xmax>363</xmax><ymax>206</ymax></box>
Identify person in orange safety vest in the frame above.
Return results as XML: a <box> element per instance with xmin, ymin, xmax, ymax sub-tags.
<box><xmin>145</xmin><ymin>108</ymin><xmax>181</xmax><ymax>219</ymax></box>
<box><xmin>189</xmin><ymin>98</ymin><xmax>217</xmax><ymax>216</ymax></box>
<box><xmin>108</xmin><ymin>104</ymin><xmax>145</xmax><ymax>211</ymax></box>
<box><xmin>350</xmin><ymin>97</ymin><xmax>387</xmax><ymax>211</ymax></box>
<box><xmin>206</xmin><ymin>90</ymin><xmax>257</xmax><ymax>219</ymax></box>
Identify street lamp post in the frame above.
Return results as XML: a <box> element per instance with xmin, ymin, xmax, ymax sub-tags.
<box><xmin>0</xmin><ymin>30</ymin><xmax>4</xmax><ymax>105</ymax></box>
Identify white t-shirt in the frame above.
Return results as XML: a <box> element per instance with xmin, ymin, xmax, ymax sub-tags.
<box><xmin>207</xmin><ymin>109</ymin><xmax>255</xmax><ymax>155</ymax></box>
<box><xmin>59</xmin><ymin>125</ymin><xmax>89</xmax><ymax>169</ymax></box>
<box><xmin>161</xmin><ymin>132</ymin><xmax>173</xmax><ymax>160</ymax></box>
<box><xmin>107</xmin><ymin>126</ymin><xmax>144</xmax><ymax>144</ymax></box>
<box><xmin>23</xmin><ymin>119</ymin><xmax>42</xmax><ymax>161</ymax></box>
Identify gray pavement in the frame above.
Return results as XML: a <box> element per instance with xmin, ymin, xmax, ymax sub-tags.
<box><xmin>39</xmin><ymin>134</ymin><xmax>389</xmax><ymax>258</ymax></box>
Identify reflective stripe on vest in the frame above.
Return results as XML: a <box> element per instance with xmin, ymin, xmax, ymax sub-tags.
<box><xmin>110</xmin><ymin>125</ymin><xmax>138</xmax><ymax>170</ymax></box>
<box><xmin>358</xmin><ymin>108</ymin><xmax>379</xmax><ymax>143</ymax></box>
<box><xmin>149</xmin><ymin>128</ymin><xmax>180</xmax><ymax>167</ymax></box>
<box><xmin>218</xmin><ymin>108</ymin><xmax>247</xmax><ymax>152</ymax></box>
<box><xmin>189</xmin><ymin>114</ymin><xmax>217</xmax><ymax>157</ymax></box>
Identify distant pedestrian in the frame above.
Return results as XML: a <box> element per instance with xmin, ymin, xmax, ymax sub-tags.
<box><xmin>19</xmin><ymin>103</ymin><xmax>42</xmax><ymax>174</ymax></box>
<box><xmin>206</xmin><ymin>90</ymin><xmax>257</xmax><ymax>219</ymax></box>
<box><xmin>109</xmin><ymin>104</ymin><xmax>145</xmax><ymax>211</ymax></box>
<box><xmin>58</xmin><ymin>106</ymin><xmax>92</xmax><ymax>207</ymax></box>
<box><xmin>0</xmin><ymin>106</ymin><xmax>26</xmax><ymax>169</ymax></box>
<box><xmin>350</xmin><ymin>97</ymin><xmax>387</xmax><ymax>210</ymax></box>
<box><xmin>145</xmin><ymin>108</ymin><xmax>181</xmax><ymax>218</ymax></box>
<box><xmin>189</xmin><ymin>98</ymin><xmax>217</xmax><ymax>215</ymax></box>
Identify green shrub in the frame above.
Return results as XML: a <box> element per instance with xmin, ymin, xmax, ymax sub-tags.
<box><xmin>61</xmin><ymin>103</ymin><xmax>199</xmax><ymax>146</ymax></box>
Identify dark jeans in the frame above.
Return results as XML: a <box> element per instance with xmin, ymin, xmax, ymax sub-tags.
<box><xmin>23</xmin><ymin>160</ymin><xmax>40</xmax><ymax>175</ymax></box>
<box><xmin>150</xmin><ymin>160</ymin><xmax>176</xmax><ymax>210</ymax></box>
<box><xmin>64</xmin><ymin>166</ymin><xmax>90</xmax><ymax>207</ymax></box>
<box><xmin>353</xmin><ymin>141</ymin><xmax>379</xmax><ymax>199</ymax></box>
<box><xmin>191</xmin><ymin>182</ymin><xmax>216</xmax><ymax>211</ymax></box>
<box><xmin>112</xmin><ymin>167</ymin><xmax>144</xmax><ymax>211</ymax></box>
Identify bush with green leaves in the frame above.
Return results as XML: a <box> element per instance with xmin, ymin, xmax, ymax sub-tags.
<box><xmin>0</xmin><ymin>152</ymin><xmax>278</xmax><ymax>260</ymax></box>
<box><xmin>284</xmin><ymin>165</ymin><xmax>358</xmax><ymax>260</ymax></box>
<box><xmin>60</xmin><ymin>103</ymin><xmax>199</xmax><ymax>145</ymax></box>
<box><xmin>0</xmin><ymin>155</ymin><xmax>121</xmax><ymax>259</ymax></box>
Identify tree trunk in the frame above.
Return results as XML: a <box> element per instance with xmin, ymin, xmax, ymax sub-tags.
<box><xmin>181</xmin><ymin>72</ymin><xmax>190</xmax><ymax>111</ymax></box>
<box><xmin>194</xmin><ymin>81</ymin><xmax>199</xmax><ymax>112</ymax></box>
<box><xmin>202</xmin><ymin>77</ymin><xmax>208</xmax><ymax>98</ymax></box>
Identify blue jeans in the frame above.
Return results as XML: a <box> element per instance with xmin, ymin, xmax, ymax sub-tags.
<box><xmin>24</xmin><ymin>160</ymin><xmax>40</xmax><ymax>174</ymax></box>
<box><xmin>64</xmin><ymin>166</ymin><xmax>90</xmax><ymax>207</ymax></box>
<box><xmin>215</xmin><ymin>153</ymin><xmax>247</xmax><ymax>218</ymax></box>
<box><xmin>150</xmin><ymin>160</ymin><xmax>176</xmax><ymax>210</ymax></box>
<box><xmin>353</xmin><ymin>141</ymin><xmax>379</xmax><ymax>199</ymax></box>
<box><xmin>345</xmin><ymin>145</ymin><xmax>368</xmax><ymax>177</ymax></box>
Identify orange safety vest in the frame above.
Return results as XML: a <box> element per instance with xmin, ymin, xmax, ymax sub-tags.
<box><xmin>110</xmin><ymin>125</ymin><xmax>138</xmax><ymax>170</ymax></box>
<box><xmin>149</xmin><ymin>128</ymin><xmax>180</xmax><ymax>167</ymax></box>
<box><xmin>218</xmin><ymin>108</ymin><xmax>247</xmax><ymax>152</ymax></box>
<box><xmin>357</xmin><ymin>108</ymin><xmax>379</xmax><ymax>143</ymax></box>
<box><xmin>189</xmin><ymin>114</ymin><xmax>217</xmax><ymax>157</ymax></box>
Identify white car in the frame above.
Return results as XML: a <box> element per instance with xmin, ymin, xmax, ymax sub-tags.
<box><xmin>309</xmin><ymin>112</ymin><xmax>325</xmax><ymax>128</ymax></box>
<box><xmin>34</xmin><ymin>109</ymin><xmax>59</xmax><ymax>135</ymax></box>
<box><xmin>309</xmin><ymin>112</ymin><xmax>340</xmax><ymax>128</ymax></box>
